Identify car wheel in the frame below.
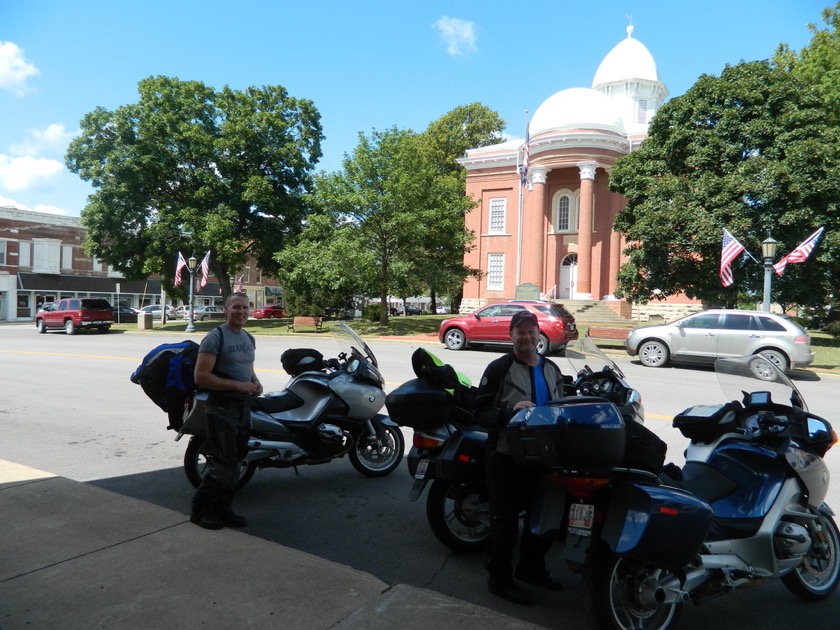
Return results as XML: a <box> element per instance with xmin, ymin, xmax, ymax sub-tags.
<box><xmin>200</xmin><ymin>315</ymin><xmax>208</xmax><ymax>321</ymax></box>
<box><xmin>36</xmin><ymin>319</ymin><xmax>46</xmax><ymax>334</ymax></box>
<box><xmin>64</xmin><ymin>319</ymin><xmax>76</xmax><ymax>335</ymax></box>
<box><xmin>638</xmin><ymin>340</ymin><xmax>668</xmax><ymax>367</ymax></box>
<box><xmin>756</xmin><ymin>349</ymin><xmax>788</xmax><ymax>373</ymax></box>
<box><xmin>536</xmin><ymin>333</ymin><xmax>549</xmax><ymax>356</ymax></box>
<box><xmin>444</xmin><ymin>327</ymin><xmax>467</xmax><ymax>351</ymax></box>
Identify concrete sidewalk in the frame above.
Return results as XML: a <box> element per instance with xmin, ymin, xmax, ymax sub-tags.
<box><xmin>0</xmin><ymin>460</ymin><xmax>541</xmax><ymax>630</ymax></box>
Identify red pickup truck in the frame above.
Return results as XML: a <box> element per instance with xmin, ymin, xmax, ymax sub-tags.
<box><xmin>35</xmin><ymin>298</ymin><xmax>114</xmax><ymax>335</ymax></box>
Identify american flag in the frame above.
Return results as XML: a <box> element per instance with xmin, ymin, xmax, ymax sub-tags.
<box><xmin>720</xmin><ymin>229</ymin><xmax>746</xmax><ymax>287</ymax></box>
<box><xmin>174</xmin><ymin>252</ymin><xmax>187</xmax><ymax>286</ymax></box>
<box><xmin>773</xmin><ymin>227</ymin><xmax>825</xmax><ymax>275</ymax></box>
<box><xmin>199</xmin><ymin>251</ymin><xmax>211</xmax><ymax>288</ymax></box>
<box><xmin>234</xmin><ymin>273</ymin><xmax>244</xmax><ymax>293</ymax></box>
<box><xmin>519</xmin><ymin>123</ymin><xmax>529</xmax><ymax>187</ymax></box>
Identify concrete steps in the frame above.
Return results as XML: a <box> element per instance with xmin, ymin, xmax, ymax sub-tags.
<box><xmin>559</xmin><ymin>300</ymin><xmax>632</xmax><ymax>326</ymax></box>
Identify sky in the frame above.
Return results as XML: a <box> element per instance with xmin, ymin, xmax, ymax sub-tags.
<box><xmin>0</xmin><ymin>0</ymin><xmax>831</xmax><ymax>217</ymax></box>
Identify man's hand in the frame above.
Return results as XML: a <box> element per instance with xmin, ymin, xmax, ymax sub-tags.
<box><xmin>512</xmin><ymin>400</ymin><xmax>535</xmax><ymax>411</ymax></box>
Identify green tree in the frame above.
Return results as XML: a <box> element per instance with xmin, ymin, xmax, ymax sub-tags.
<box><xmin>418</xmin><ymin>103</ymin><xmax>505</xmax><ymax>311</ymax></box>
<box><xmin>291</xmin><ymin>127</ymin><xmax>429</xmax><ymax>325</ymax></box>
<box><xmin>776</xmin><ymin>3</ymin><xmax>840</xmax><ymax>126</ymax></box>
<box><xmin>65</xmin><ymin>75</ymin><xmax>323</xmax><ymax>297</ymax></box>
<box><xmin>276</xmin><ymin>213</ymin><xmax>370</xmax><ymax>316</ymax></box>
<box><xmin>610</xmin><ymin>60</ymin><xmax>840</xmax><ymax>308</ymax></box>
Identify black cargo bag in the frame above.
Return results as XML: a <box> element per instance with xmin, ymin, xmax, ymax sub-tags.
<box><xmin>623</xmin><ymin>417</ymin><xmax>667</xmax><ymax>473</ymax></box>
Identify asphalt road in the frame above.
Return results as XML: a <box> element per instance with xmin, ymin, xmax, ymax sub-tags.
<box><xmin>1</xmin><ymin>323</ymin><xmax>839</xmax><ymax>629</ymax></box>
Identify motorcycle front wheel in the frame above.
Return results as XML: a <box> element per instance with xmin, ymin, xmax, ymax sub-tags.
<box><xmin>426</xmin><ymin>479</ymin><xmax>490</xmax><ymax>553</ymax></box>
<box><xmin>348</xmin><ymin>422</ymin><xmax>404</xmax><ymax>477</ymax></box>
<box><xmin>184</xmin><ymin>436</ymin><xmax>257</xmax><ymax>490</ymax></box>
<box><xmin>782</xmin><ymin>510</ymin><xmax>840</xmax><ymax>600</ymax></box>
<box><xmin>583</xmin><ymin>544</ymin><xmax>681</xmax><ymax>630</ymax></box>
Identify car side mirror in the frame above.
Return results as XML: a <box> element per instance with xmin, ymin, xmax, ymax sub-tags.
<box><xmin>473</xmin><ymin>313</ymin><xmax>481</xmax><ymax>320</ymax></box>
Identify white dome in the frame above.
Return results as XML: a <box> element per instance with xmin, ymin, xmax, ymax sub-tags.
<box><xmin>529</xmin><ymin>87</ymin><xmax>624</xmax><ymax>135</ymax></box>
<box><xmin>592</xmin><ymin>26</ymin><xmax>660</xmax><ymax>87</ymax></box>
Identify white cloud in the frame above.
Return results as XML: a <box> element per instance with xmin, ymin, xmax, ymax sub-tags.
<box><xmin>0</xmin><ymin>41</ymin><xmax>40</xmax><ymax>96</ymax></box>
<box><xmin>0</xmin><ymin>154</ymin><xmax>64</xmax><ymax>192</ymax></box>
<box><xmin>10</xmin><ymin>124</ymin><xmax>78</xmax><ymax>158</ymax></box>
<box><xmin>434</xmin><ymin>17</ymin><xmax>478</xmax><ymax>57</ymax></box>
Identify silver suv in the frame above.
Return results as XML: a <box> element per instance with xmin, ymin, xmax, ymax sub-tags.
<box><xmin>625</xmin><ymin>309</ymin><xmax>814</xmax><ymax>371</ymax></box>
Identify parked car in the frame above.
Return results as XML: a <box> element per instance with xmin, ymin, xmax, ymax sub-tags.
<box><xmin>252</xmin><ymin>304</ymin><xmax>286</xmax><ymax>319</ymax></box>
<box><xmin>140</xmin><ymin>304</ymin><xmax>177</xmax><ymax>320</ymax></box>
<box><xmin>624</xmin><ymin>309</ymin><xmax>815</xmax><ymax>372</ymax></box>
<box><xmin>112</xmin><ymin>306</ymin><xmax>139</xmax><ymax>323</ymax></box>
<box><xmin>396</xmin><ymin>304</ymin><xmax>422</xmax><ymax>316</ymax></box>
<box><xmin>438</xmin><ymin>300</ymin><xmax>578</xmax><ymax>355</ymax></box>
<box><xmin>175</xmin><ymin>305</ymin><xmax>193</xmax><ymax>318</ymax></box>
<box><xmin>35</xmin><ymin>298</ymin><xmax>114</xmax><ymax>335</ymax></box>
<box><xmin>193</xmin><ymin>305</ymin><xmax>225</xmax><ymax>321</ymax></box>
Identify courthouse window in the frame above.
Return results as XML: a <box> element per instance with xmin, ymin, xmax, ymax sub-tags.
<box><xmin>488</xmin><ymin>198</ymin><xmax>506</xmax><ymax>233</ymax></box>
<box><xmin>487</xmin><ymin>253</ymin><xmax>504</xmax><ymax>290</ymax></box>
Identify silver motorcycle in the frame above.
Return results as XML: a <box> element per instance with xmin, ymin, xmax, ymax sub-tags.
<box><xmin>178</xmin><ymin>322</ymin><xmax>404</xmax><ymax>489</ymax></box>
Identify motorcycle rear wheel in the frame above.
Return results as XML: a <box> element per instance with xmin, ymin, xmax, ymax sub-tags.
<box><xmin>782</xmin><ymin>510</ymin><xmax>840</xmax><ymax>600</ymax></box>
<box><xmin>583</xmin><ymin>544</ymin><xmax>681</xmax><ymax>630</ymax></box>
<box><xmin>426</xmin><ymin>479</ymin><xmax>490</xmax><ymax>553</ymax></box>
<box><xmin>348</xmin><ymin>423</ymin><xmax>404</xmax><ymax>477</ymax></box>
<box><xmin>184</xmin><ymin>437</ymin><xmax>257</xmax><ymax>490</ymax></box>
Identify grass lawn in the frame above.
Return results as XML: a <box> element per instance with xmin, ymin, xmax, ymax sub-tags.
<box><xmin>115</xmin><ymin>315</ymin><xmax>840</xmax><ymax>374</ymax></box>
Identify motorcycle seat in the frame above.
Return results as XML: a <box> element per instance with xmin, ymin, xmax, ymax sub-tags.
<box><xmin>250</xmin><ymin>390</ymin><xmax>304</xmax><ymax>414</ymax></box>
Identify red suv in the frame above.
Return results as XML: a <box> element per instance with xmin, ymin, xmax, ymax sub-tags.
<box><xmin>35</xmin><ymin>298</ymin><xmax>114</xmax><ymax>335</ymax></box>
<box><xmin>438</xmin><ymin>300</ymin><xmax>578</xmax><ymax>355</ymax></box>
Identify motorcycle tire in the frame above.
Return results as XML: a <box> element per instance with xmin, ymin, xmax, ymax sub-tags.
<box><xmin>183</xmin><ymin>436</ymin><xmax>257</xmax><ymax>490</ymax></box>
<box><xmin>781</xmin><ymin>510</ymin><xmax>840</xmax><ymax>600</ymax></box>
<box><xmin>348</xmin><ymin>422</ymin><xmax>404</xmax><ymax>477</ymax></box>
<box><xmin>583</xmin><ymin>543</ymin><xmax>681</xmax><ymax>630</ymax></box>
<box><xmin>426</xmin><ymin>479</ymin><xmax>490</xmax><ymax>553</ymax></box>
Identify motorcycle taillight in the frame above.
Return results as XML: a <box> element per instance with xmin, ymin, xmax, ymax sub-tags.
<box><xmin>413</xmin><ymin>433</ymin><xmax>447</xmax><ymax>450</ymax></box>
<box><xmin>549</xmin><ymin>474</ymin><xmax>610</xmax><ymax>498</ymax></box>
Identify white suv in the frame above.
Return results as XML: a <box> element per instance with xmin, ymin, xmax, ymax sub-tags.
<box><xmin>625</xmin><ymin>309</ymin><xmax>814</xmax><ymax>372</ymax></box>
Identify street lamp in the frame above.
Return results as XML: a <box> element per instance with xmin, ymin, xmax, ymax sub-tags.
<box><xmin>761</xmin><ymin>235</ymin><xmax>778</xmax><ymax>313</ymax></box>
<box><xmin>185</xmin><ymin>255</ymin><xmax>198</xmax><ymax>333</ymax></box>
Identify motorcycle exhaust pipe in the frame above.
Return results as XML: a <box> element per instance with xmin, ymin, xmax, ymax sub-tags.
<box><xmin>246</xmin><ymin>439</ymin><xmax>307</xmax><ymax>462</ymax></box>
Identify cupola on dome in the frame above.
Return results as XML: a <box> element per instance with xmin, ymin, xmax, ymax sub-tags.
<box><xmin>592</xmin><ymin>25</ymin><xmax>659</xmax><ymax>87</ymax></box>
<box><xmin>529</xmin><ymin>87</ymin><xmax>624</xmax><ymax>135</ymax></box>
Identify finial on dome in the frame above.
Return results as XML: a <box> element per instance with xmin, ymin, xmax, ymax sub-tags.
<box><xmin>626</xmin><ymin>14</ymin><xmax>634</xmax><ymax>38</ymax></box>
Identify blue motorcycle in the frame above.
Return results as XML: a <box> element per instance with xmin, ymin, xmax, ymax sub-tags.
<box><xmin>573</xmin><ymin>354</ymin><xmax>839</xmax><ymax>630</ymax></box>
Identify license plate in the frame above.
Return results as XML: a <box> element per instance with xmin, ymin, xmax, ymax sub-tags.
<box><xmin>568</xmin><ymin>503</ymin><xmax>594</xmax><ymax>536</ymax></box>
<box><xmin>414</xmin><ymin>459</ymin><xmax>429</xmax><ymax>480</ymax></box>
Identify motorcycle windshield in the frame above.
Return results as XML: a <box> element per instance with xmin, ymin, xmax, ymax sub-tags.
<box><xmin>563</xmin><ymin>335</ymin><xmax>627</xmax><ymax>379</ymax></box>
<box><xmin>335</xmin><ymin>321</ymin><xmax>378</xmax><ymax>368</ymax></box>
<box><xmin>714</xmin><ymin>354</ymin><xmax>807</xmax><ymax>412</ymax></box>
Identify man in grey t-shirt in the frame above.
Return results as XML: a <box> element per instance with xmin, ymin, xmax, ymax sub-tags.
<box><xmin>190</xmin><ymin>292</ymin><xmax>263</xmax><ymax>530</ymax></box>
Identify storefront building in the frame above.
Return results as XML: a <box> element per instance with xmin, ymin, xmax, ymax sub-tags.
<box><xmin>0</xmin><ymin>206</ymin><xmax>281</xmax><ymax>322</ymax></box>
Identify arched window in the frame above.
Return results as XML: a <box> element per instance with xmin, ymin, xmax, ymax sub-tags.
<box><xmin>552</xmin><ymin>189</ymin><xmax>578</xmax><ymax>233</ymax></box>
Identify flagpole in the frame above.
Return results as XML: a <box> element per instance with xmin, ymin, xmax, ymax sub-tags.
<box><xmin>515</xmin><ymin>110</ymin><xmax>528</xmax><ymax>287</ymax></box>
